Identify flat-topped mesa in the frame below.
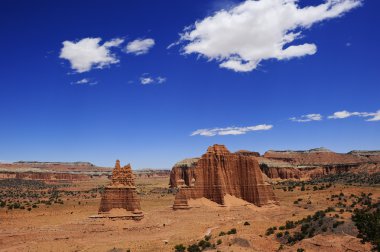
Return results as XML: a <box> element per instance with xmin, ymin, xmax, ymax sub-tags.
<box><xmin>261</xmin><ymin>148</ymin><xmax>380</xmax><ymax>179</ymax></box>
<box><xmin>234</xmin><ymin>150</ymin><xmax>260</xmax><ymax>157</ymax></box>
<box><xmin>98</xmin><ymin>160</ymin><xmax>143</xmax><ymax>220</ymax></box>
<box><xmin>263</xmin><ymin>148</ymin><xmax>367</xmax><ymax>166</ymax></box>
<box><xmin>173</xmin><ymin>144</ymin><xmax>276</xmax><ymax>209</ymax></box>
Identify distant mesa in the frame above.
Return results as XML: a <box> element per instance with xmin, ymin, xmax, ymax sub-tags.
<box><xmin>95</xmin><ymin>160</ymin><xmax>143</xmax><ymax>220</ymax></box>
<box><xmin>172</xmin><ymin>144</ymin><xmax>277</xmax><ymax>210</ymax></box>
<box><xmin>234</xmin><ymin>150</ymin><xmax>260</xmax><ymax>157</ymax></box>
<box><xmin>14</xmin><ymin>161</ymin><xmax>95</xmax><ymax>166</ymax></box>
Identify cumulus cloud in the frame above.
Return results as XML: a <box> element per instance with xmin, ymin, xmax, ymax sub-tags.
<box><xmin>139</xmin><ymin>74</ymin><xmax>167</xmax><ymax>85</ymax></box>
<box><xmin>328</xmin><ymin>110</ymin><xmax>380</xmax><ymax>121</ymax></box>
<box><xmin>290</xmin><ymin>113</ymin><xmax>322</xmax><ymax>122</ymax></box>
<box><xmin>60</xmin><ymin>37</ymin><xmax>124</xmax><ymax>73</ymax></box>
<box><xmin>125</xmin><ymin>38</ymin><xmax>155</xmax><ymax>55</ymax></box>
<box><xmin>191</xmin><ymin>124</ymin><xmax>273</xmax><ymax>137</ymax></box>
<box><xmin>175</xmin><ymin>0</ymin><xmax>361</xmax><ymax>72</ymax></box>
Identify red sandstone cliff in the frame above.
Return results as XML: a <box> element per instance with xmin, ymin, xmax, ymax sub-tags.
<box><xmin>262</xmin><ymin>148</ymin><xmax>380</xmax><ymax>179</ymax></box>
<box><xmin>170</xmin><ymin>147</ymin><xmax>380</xmax><ymax>182</ymax></box>
<box><xmin>173</xmin><ymin>145</ymin><xmax>276</xmax><ymax>209</ymax></box>
<box><xmin>169</xmin><ymin>158</ymin><xmax>199</xmax><ymax>188</ymax></box>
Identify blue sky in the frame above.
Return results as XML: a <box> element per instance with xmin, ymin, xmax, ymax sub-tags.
<box><xmin>0</xmin><ymin>0</ymin><xmax>379</xmax><ymax>168</ymax></box>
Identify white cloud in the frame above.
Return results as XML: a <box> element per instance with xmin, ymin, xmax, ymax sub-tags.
<box><xmin>72</xmin><ymin>78</ymin><xmax>98</xmax><ymax>86</ymax></box>
<box><xmin>328</xmin><ymin>110</ymin><xmax>380</xmax><ymax>121</ymax></box>
<box><xmin>60</xmin><ymin>37</ymin><xmax>124</xmax><ymax>73</ymax></box>
<box><xmin>140</xmin><ymin>77</ymin><xmax>154</xmax><ymax>85</ymax></box>
<box><xmin>139</xmin><ymin>74</ymin><xmax>167</xmax><ymax>85</ymax></box>
<box><xmin>76</xmin><ymin>78</ymin><xmax>89</xmax><ymax>84</ymax></box>
<box><xmin>191</xmin><ymin>124</ymin><xmax>273</xmax><ymax>137</ymax></box>
<box><xmin>367</xmin><ymin>110</ymin><xmax>380</xmax><ymax>122</ymax></box>
<box><xmin>157</xmin><ymin>76</ymin><xmax>167</xmax><ymax>84</ymax></box>
<box><xmin>125</xmin><ymin>38</ymin><xmax>155</xmax><ymax>55</ymax></box>
<box><xmin>176</xmin><ymin>0</ymin><xmax>361</xmax><ymax>72</ymax></box>
<box><xmin>290</xmin><ymin>113</ymin><xmax>322</xmax><ymax>122</ymax></box>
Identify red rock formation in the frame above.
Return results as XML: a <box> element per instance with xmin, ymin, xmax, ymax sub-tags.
<box><xmin>263</xmin><ymin>148</ymin><xmax>366</xmax><ymax>165</ymax></box>
<box><xmin>234</xmin><ymin>150</ymin><xmax>260</xmax><ymax>157</ymax></box>
<box><xmin>262</xmin><ymin>148</ymin><xmax>380</xmax><ymax>179</ymax></box>
<box><xmin>257</xmin><ymin>157</ymin><xmax>301</xmax><ymax>179</ymax></box>
<box><xmin>98</xmin><ymin>160</ymin><xmax>142</xmax><ymax>219</ymax></box>
<box><xmin>173</xmin><ymin>145</ymin><xmax>276</xmax><ymax>209</ymax></box>
<box><xmin>169</xmin><ymin>158</ymin><xmax>199</xmax><ymax>188</ymax></box>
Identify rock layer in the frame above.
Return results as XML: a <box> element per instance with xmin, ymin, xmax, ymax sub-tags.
<box><xmin>262</xmin><ymin>148</ymin><xmax>380</xmax><ymax>179</ymax></box>
<box><xmin>173</xmin><ymin>145</ymin><xmax>276</xmax><ymax>209</ymax></box>
<box><xmin>98</xmin><ymin>160</ymin><xmax>142</xmax><ymax>219</ymax></box>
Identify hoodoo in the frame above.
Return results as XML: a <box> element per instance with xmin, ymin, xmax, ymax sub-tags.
<box><xmin>173</xmin><ymin>144</ymin><xmax>276</xmax><ymax>209</ymax></box>
<box><xmin>97</xmin><ymin>160</ymin><xmax>143</xmax><ymax>220</ymax></box>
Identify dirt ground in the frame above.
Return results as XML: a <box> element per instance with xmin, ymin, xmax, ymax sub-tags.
<box><xmin>0</xmin><ymin>176</ymin><xmax>378</xmax><ymax>252</ymax></box>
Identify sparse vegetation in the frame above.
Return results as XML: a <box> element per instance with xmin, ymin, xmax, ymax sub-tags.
<box><xmin>352</xmin><ymin>201</ymin><xmax>380</xmax><ymax>250</ymax></box>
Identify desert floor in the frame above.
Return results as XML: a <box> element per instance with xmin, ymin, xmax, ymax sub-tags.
<box><xmin>0</xmin><ymin>176</ymin><xmax>378</xmax><ymax>252</ymax></box>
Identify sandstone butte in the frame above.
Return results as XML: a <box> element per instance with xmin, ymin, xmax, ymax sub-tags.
<box><xmin>97</xmin><ymin>160</ymin><xmax>143</xmax><ymax>220</ymax></box>
<box><xmin>170</xmin><ymin>147</ymin><xmax>380</xmax><ymax>183</ymax></box>
<box><xmin>173</xmin><ymin>144</ymin><xmax>277</xmax><ymax>210</ymax></box>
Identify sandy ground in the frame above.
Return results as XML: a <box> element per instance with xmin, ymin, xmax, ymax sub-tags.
<box><xmin>0</xmin><ymin>177</ymin><xmax>378</xmax><ymax>252</ymax></box>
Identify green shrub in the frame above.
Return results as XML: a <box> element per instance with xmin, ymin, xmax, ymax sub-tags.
<box><xmin>227</xmin><ymin>228</ymin><xmax>237</xmax><ymax>235</ymax></box>
<box><xmin>285</xmin><ymin>221</ymin><xmax>295</xmax><ymax>229</ymax></box>
<box><xmin>174</xmin><ymin>244</ymin><xmax>186</xmax><ymax>252</ymax></box>
<box><xmin>187</xmin><ymin>244</ymin><xmax>201</xmax><ymax>252</ymax></box>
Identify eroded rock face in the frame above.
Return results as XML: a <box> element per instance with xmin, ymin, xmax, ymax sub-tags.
<box><xmin>169</xmin><ymin>158</ymin><xmax>199</xmax><ymax>188</ymax></box>
<box><xmin>257</xmin><ymin>157</ymin><xmax>301</xmax><ymax>179</ymax></box>
<box><xmin>173</xmin><ymin>145</ymin><xmax>276</xmax><ymax>209</ymax></box>
<box><xmin>98</xmin><ymin>160</ymin><xmax>142</xmax><ymax>215</ymax></box>
<box><xmin>263</xmin><ymin>149</ymin><xmax>366</xmax><ymax>166</ymax></box>
<box><xmin>261</xmin><ymin>148</ymin><xmax>380</xmax><ymax>179</ymax></box>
